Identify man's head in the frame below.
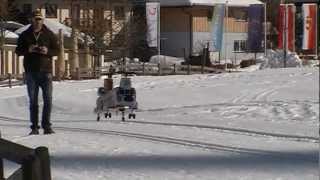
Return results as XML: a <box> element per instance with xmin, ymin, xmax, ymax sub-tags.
<box><xmin>31</xmin><ymin>9</ymin><xmax>44</xmax><ymax>30</ymax></box>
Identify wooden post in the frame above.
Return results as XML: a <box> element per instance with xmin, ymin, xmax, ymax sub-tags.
<box><xmin>0</xmin><ymin>132</ymin><xmax>4</xmax><ymax>180</ymax></box>
<box><xmin>201</xmin><ymin>45</ymin><xmax>208</xmax><ymax>74</ymax></box>
<box><xmin>0</xmin><ymin>157</ymin><xmax>3</xmax><ymax>180</ymax></box>
<box><xmin>70</xmin><ymin>28</ymin><xmax>79</xmax><ymax>80</ymax></box>
<box><xmin>16</xmin><ymin>55</ymin><xmax>21</xmax><ymax>75</ymax></box>
<box><xmin>57</xmin><ymin>29</ymin><xmax>65</xmax><ymax>81</ymax></box>
<box><xmin>12</xmin><ymin>52</ymin><xmax>16</xmax><ymax>75</ymax></box>
<box><xmin>35</xmin><ymin>147</ymin><xmax>51</xmax><ymax>180</ymax></box>
<box><xmin>4</xmin><ymin>51</ymin><xmax>8</xmax><ymax>75</ymax></box>
<box><xmin>187</xmin><ymin>64</ymin><xmax>191</xmax><ymax>75</ymax></box>
<box><xmin>173</xmin><ymin>64</ymin><xmax>176</xmax><ymax>75</ymax></box>
<box><xmin>84</xmin><ymin>35</ymin><xmax>91</xmax><ymax>71</ymax></box>
<box><xmin>22</xmin><ymin>72</ymin><xmax>26</xmax><ymax>84</ymax></box>
<box><xmin>8</xmin><ymin>73</ymin><xmax>12</xmax><ymax>88</ymax></box>
<box><xmin>76</xmin><ymin>68</ymin><xmax>80</xmax><ymax>80</ymax></box>
<box><xmin>142</xmin><ymin>62</ymin><xmax>145</xmax><ymax>75</ymax></box>
<box><xmin>0</xmin><ymin>50</ymin><xmax>2</xmax><ymax>76</ymax></box>
<box><xmin>22</xmin><ymin>155</ymin><xmax>41</xmax><ymax>180</ymax></box>
<box><xmin>0</xmin><ymin>33</ymin><xmax>4</xmax><ymax>76</ymax></box>
<box><xmin>158</xmin><ymin>63</ymin><xmax>161</xmax><ymax>76</ymax></box>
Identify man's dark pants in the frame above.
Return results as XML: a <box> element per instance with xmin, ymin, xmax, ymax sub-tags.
<box><xmin>26</xmin><ymin>72</ymin><xmax>52</xmax><ymax>130</ymax></box>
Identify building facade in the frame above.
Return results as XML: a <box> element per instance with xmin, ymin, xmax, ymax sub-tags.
<box><xmin>160</xmin><ymin>4</ymin><xmax>264</xmax><ymax>63</ymax></box>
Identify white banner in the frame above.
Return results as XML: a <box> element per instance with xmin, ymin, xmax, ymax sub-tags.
<box><xmin>146</xmin><ymin>2</ymin><xmax>160</xmax><ymax>47</ymax></box>
<box><xmin>302</xmin><ymin>3</ymin><xmax>317</xmax><ymax>50</ymax></box>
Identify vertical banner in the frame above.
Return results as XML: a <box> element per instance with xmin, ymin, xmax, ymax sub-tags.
<box><xmin>146</xmin><ymin>2</ymin><xmax>160</xmax><ymax>48</ymax></box>
<box><xmin>211</xmin><ymin>4</ymin><xmax>225</xmax><ymax>52</ymax></box>
<box><xmin>277</xmin><ymin>4</ymin><xmax>296</xmax><ymax>51</ymax></box>
<box><xmin>278</xmin><ymin>5</ymin><xmax>285</xmax><ymax>49</ymax></box>
<box><xmin>248</xmin><ymin>4</ymin><xmax>264</xmax><ymax>52</ymax></box>
<box><xmin>287</xmin><ymin>4</ymin><xmax>295</xmax><ymax>51</ymax></box>
<box><xmin>302</xmin><ymin>3</ymin><xmax>317</xmax><ymax>50</ymax></box>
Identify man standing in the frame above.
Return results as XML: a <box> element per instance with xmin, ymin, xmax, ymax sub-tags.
<box><xmin>16</xmin><ymin>9</ymin><xmax>59</xmax><ymax>135</ymax></box>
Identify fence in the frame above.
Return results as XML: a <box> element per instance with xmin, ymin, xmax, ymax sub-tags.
<box><xmin>0</xmin><ymin>74</ymin><xmax>24</xmax><ymax>88</ymax></box>
<box><xmin>0</xmin><ymin>45</ymin><xmax>24</xmax><ymax>77</ymax></box>
<box><xmin>0</xmin><ymin>133</ymin><xmax>51</xmax><ymax>180</ymax></box>
<box><xmin>0</xmin><ymin>44</ymin><xmax>224</xmax><ymax>82</ymax></box>
<box><xmin>77</xmin><ymin>63</ymin><xmax>224</xmax><ymax>79</ymax></box>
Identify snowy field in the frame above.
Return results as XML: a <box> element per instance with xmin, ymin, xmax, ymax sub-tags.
<box><xmin>0</xmin><ymin>67</ymin><xmax>318</xmax><ymax>180</ymax></box>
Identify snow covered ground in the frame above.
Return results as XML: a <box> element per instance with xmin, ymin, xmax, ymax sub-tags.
<box><xmin>0</xmin><ymin>67</ymin><xmax>318</xmax><ymax>180</ymax></box>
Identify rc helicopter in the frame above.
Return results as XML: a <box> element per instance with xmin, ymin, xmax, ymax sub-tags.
<box><xmin>94</xmin><ymin>67</ymin><xmax>138</xmax><ymax>122</ymax></box>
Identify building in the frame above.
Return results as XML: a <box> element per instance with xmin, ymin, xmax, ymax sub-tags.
<box><xmin>12</xmin><ymin>0</ymin><xmax>139</xmax><ymax>55</ymax></box>
<box><xmin>158</xmin><ymin>0</ymin><xmax>264</xmax><ymax>64</ymax></box>
<box><xmin>0</xmin><ymin>0</ymin><xmax>147</xmax><ymax>76</ymax></box>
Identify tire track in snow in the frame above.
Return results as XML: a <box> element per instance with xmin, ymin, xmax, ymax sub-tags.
<box><xmin>127</xmin><ymin>120</ymin><xmax>318</xmax><ymax>143</ymax></box>
<box><xmin>0</xmin><ymin>122</ymin><xmax>316</xmax><ymax>162</ymax></box>
<box><xmin>0</xmin><ymin>115</ymin><xmax>317</xmax><ymax>143</ymax></box>
<box><xmin>138</xmin><ymin>100</ymin><xmax>318</xmax><ymax>112</ymax></box>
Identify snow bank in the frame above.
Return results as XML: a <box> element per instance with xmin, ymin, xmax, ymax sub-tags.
<box><xmin>149</xmin><ymin>55</ymin><xmax>184</xmax><ymax>67</ymax></box>
<box><xmin>160</xmin><ymin>0</ymin><xmax>263</xmax><ymax>7</ymax></box>
<box><xmin>257</xmin><ymin>49</ymin><xmax>303</xmax><ymax>69</ymax></box>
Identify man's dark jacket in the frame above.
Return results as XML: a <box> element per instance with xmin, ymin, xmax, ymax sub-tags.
<box><xmin>16</xmin><ymin>25</ymin><xmax>59</xmax><ymax>73</ymax></box>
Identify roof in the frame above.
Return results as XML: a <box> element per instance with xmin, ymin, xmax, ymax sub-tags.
<box><xmin>15</xmin><ymin>19</ymin><xmax>71</xmax><ymax>37</ymax></box>
<box><xmin>14</xmin><ymin>19</ymin><xmax>93</xmax><ymax>45</ymax></box>
<box><xmin>0</xmin><ymin>21</ymin><xmax>24</xmax><ymax>31</ymax></box>
<box><xmin>2</xmin><ymin>30</ymin><xmax>19</xmax><ymax>39</ymax></box>
<box><xmin>159</xmin><ymin>0</ymin><xmax>263</xmax><ymax>7</ymax></box>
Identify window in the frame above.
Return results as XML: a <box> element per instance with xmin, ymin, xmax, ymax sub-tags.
<box><xmin>71</xmin><ymin>5</ymin><xmax>80</xmax><ymax>26</ymax></box>
<box><xmin>45</xmin><ymin>4</ymin><xmax>58</xmax><ymax>18</ymax></box>
<box><xmin>114</xmin><ymin>6</ymin><xmax>125</xmax><ymax>20</ymax></box>
<box><xmin>228</xmin><ymin>7</ymin><xmax>248</xmax><ymax>21</ymax></box>
<box><xmin>234</xmin><ymin>40</ymin><xmax>247</xmax><ymax>52</ymax></box>
<box><xmin>22</xmin><ymin>4</ymin><xmax>32</xmax><ymax>15</ymax></box>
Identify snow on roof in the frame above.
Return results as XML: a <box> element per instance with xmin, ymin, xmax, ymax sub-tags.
<box><xmin>3</xmin><ymin>30</ymin><xmax>19</xmax><ymax>39</ymax></box>
<box><xmin>15</xmin><ymin>19</ymin><xmax>71</xmax><ymax>37</ymax></box>
<box><xmin>14</xmin><ymin>19</ymin><xmax>95</xmax><ymax>44</ymax></box>
<box><xmin>160</xmin><ymin>0</ymin><xmax>263</xmax><ymax>7</ymax></box>
<box><xmin>0</xmin><ymin>21</ymin><xmax>24</xmax><ymax>30</ymax></box>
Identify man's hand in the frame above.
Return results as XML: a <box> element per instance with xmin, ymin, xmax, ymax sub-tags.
<box><xmin>28</xmin><ymin>45</ymin><xmax>37</xmax><ymax>53</ymax></box>
<box><xmin>39</xmin><ymin>46</ymin><xmax>48</xmax><ymax>55</ymax></box>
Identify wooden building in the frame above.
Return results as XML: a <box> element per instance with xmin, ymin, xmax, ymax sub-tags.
<box><xmin>159</xmin><ymin>0</ymin><xmax>264</xmax><ymax>62</ymax></box>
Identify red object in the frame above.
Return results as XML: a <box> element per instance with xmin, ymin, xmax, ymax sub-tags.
<box><xmin>302</xmin><ymin>4</ymin><xmax>317</xmax><ymax>50</ymax></box>
<box><xmin>278</xmin><ymin>4</ymin><xmax>295</xmax><ymax>51</ymax></box>
<box><xmin>278</xmin><ymin>5</ymin><xmax>285</xmax><ymax>49</ymax></box>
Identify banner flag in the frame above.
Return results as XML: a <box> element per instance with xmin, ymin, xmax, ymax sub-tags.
<box><xmin>248</xmin><ymin>4</ymin><xmax>264</xmax><ymax>52</ymax></box>
<box><xmin>302</xmin><ymin>3</ymin><xmax>317</xmax><ymax>50</ymax></box>
<box><xmin>211</xmin><ymin>4</ymin><xmax>225</xmax><ymax>52</ymax></box>
<box><xmin>146</xmin><ymin>2</ymin><xmax>160</xmax><ymax>48</ymax></box>
<box><xmin>278</xmin><ymin>4</ymin><xmax>296</xmax><ymax>51</ymax></box>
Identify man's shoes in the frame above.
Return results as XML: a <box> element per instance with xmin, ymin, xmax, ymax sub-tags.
<box><xmin>43</xmin><ymin>127</ymin><xmax>55</xmax><ymax>134</ymax></box>
<box><xmin>29</xmin><ymin>129</ymin><xmax>39</xmax><ymax>135</ymax></box>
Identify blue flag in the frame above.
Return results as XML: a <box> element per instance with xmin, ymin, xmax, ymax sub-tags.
<box><xmin>248</xmin><ymin>4</ymin><xmax>264</xmax><ymax>52</ymax></box>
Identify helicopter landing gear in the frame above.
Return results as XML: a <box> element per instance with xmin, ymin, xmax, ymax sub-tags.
<box><xmin>120</xmin><ymin>108</ymin><xmax>126</xmax><ymax>122</ymax></box>
<box><xmin>104</xmin><ymin>112</ymin><xmax>112</xmax><ymax>119</ymax></box>
<box><xmin>128</xmin><ymin>113</ymin><xmax>136</xmax><ymax>119</ymax></box>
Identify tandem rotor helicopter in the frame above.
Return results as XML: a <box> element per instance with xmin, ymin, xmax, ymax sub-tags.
<box><xmin>94</xmin><ymin>66</ymin><xmax>138</xmax><ymax>122</ymax></box>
